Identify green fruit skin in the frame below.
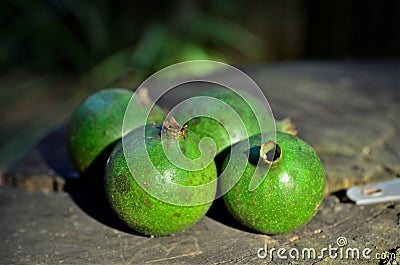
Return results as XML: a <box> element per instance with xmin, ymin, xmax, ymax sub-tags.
<box><xmin>221</xmin><ymin>132</ymin><xmax>325</xmax><ymax>234</ymax></box>
<box><xmin>105</xmin><ymin>124</ymin><xmax>217</xmax><ymax>236</ymax></box>
<box><xmin>174</xmin><ymin>88</ymin><xmax>275</xmax><ymax>155</ymax></box>
<box><xmin>67</xmin><ymin>88</ymin><xmax>165</xmax><ymax>173</ymax></box>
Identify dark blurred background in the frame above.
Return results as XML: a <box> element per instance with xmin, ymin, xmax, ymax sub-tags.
<box><xmin>1</xmin><ymin>0</ymin><xmax>400</xmax><ymax>168</ymax></box>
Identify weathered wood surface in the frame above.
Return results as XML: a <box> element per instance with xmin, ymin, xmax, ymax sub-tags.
<box><xmin>2</xmin><ymin>62</ymin><xmax>400</xmax><ymax>264</ymax></box>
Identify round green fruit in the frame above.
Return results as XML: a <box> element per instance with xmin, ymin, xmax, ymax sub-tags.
<box><xmin>67</xmin><ymin>88</ymin><xmax>165</xmax><ymax>174</ymax></box>
<box><xmin>173</xmin><ymin>88</ymin><xmax>296</xmax><ymax>155</ymax></box>
<box><xmin>104</xmin><ymin>119</ymin><xmax>217</xmax><ymax>236</ymax></box>
<box><xmin>221</xmin><ymin>132</ymin><xmax>325</xmax><ymax>234</ymax></box>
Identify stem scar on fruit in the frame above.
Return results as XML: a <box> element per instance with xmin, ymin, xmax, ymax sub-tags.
<box><xmin>259</xmin><ymin>140</ymin><xmax>282</xmax><ymax>165</ymax></box>
<box><xmin>248</xmin><ymin>140</ymin><xmax>282</xmax><ymax>166</ymax></box>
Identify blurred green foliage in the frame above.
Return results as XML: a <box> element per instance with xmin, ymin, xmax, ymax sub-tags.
<box><xmin>1</xmin><ymin>0</ymin><xmax>399</xmax><ymax>83</ymax></box>
<box><xmin>0</xmin><ymin>0</ymin><xmax>264</xmax><ymax>82</ymax></box>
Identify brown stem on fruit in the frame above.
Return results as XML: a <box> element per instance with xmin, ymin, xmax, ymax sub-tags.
<box><xmin>136</xmin><ymin>88</ymin><xmax>152</xmax><ymax>107</ymax></box>
<box><xmin>276</xmin><ymin>118</ymin><xmax>297</xmax><ymax>136</ymax></box>
<box><xmin>162</xmin><ymin>116</ymin><xmax>187</xmax><ymax>138</ymax></box>
<box><xmin>259</xmin><ymin>141</ymin><xmax>282</xmax><ymax>165</ymax></box>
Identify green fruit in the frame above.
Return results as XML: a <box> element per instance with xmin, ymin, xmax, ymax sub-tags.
<box><xmin>221</xmin><ymin>132</ymin><xmax>325</xmax><ymax>234</ymax></box>
<box><xmin>173</xmin><ymin>88</ymin><xmax>296</xmax><ymax>155</ymax></box>
<box><xmin>67</xmin><ymin>88</ymin><xmax>165</xmax><ymax>174</ymax></box>
<box><xmin>104</xmin><ymin>119</ymin><xmax>217</xmax><ymax>236</ymax></box>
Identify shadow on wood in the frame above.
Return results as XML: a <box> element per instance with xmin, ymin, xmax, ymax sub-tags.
<box><xmin>7</xmin><ymin>126</ymin><xmax>142</xmax><ymax>235</ymax></box>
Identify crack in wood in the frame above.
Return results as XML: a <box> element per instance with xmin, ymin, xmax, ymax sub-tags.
<box><xmin>209</xmin><ymin>252</ymin><xmax>256</xmax><ymax>265</ymax></box>
<box><xmin>360</xmin><ymin>127</ymin><xmax>394</xmax><ymax>160</ymax></box>
<box><xmin>281</xmin><ymin>215</ymin><xmax>355</xmax><ymax>246</ymax></box>
<box><xmin>342</xmin><ymin>206</ymin><xmax>388</xmax><ymax>235</ymax></box>
<box><xmin>145</xmin><ymin>250</ymin><xmax>203</xmax><ymax>264</ymax></box>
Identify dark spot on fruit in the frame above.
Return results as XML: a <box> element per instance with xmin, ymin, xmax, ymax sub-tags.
<box><xmin>142</xmin><ymin>197</ymin><xmax>153</xmax><ymax>208</ymax></box>
<box><xmin>173</xmin><ymin>212</ymin><xmax>182</xmax><ymax>218</ymax></box>
<box><xmin>114</xmin><ymin>175</ymin><xmax>131</xmax><ymax>194</ymax></box>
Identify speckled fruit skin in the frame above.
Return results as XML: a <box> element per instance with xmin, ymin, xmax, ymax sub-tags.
<box><xmin>221</xmin><ymin>132</ymin><xmax>325</xmax><ymax>234</ymax></box>
<box><xmin>67</xmin><ymin>88</ymin><xmax>165</xmax><ymax>173</ymax></box>
<box><xmin>173</xmin><ymin>88</ymin><xmax>294</xmax><ymax>155</ymax></box>
<box><xmin>104</xmin><ymin>124</ymin><xmax>217</xmax><ymax>236</ymax></box>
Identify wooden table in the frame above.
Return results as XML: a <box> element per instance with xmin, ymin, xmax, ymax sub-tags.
<box><xmin>2</xmin><ymin>62</ymin><xmax>400</xmax><ymax>264</ymax></box>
